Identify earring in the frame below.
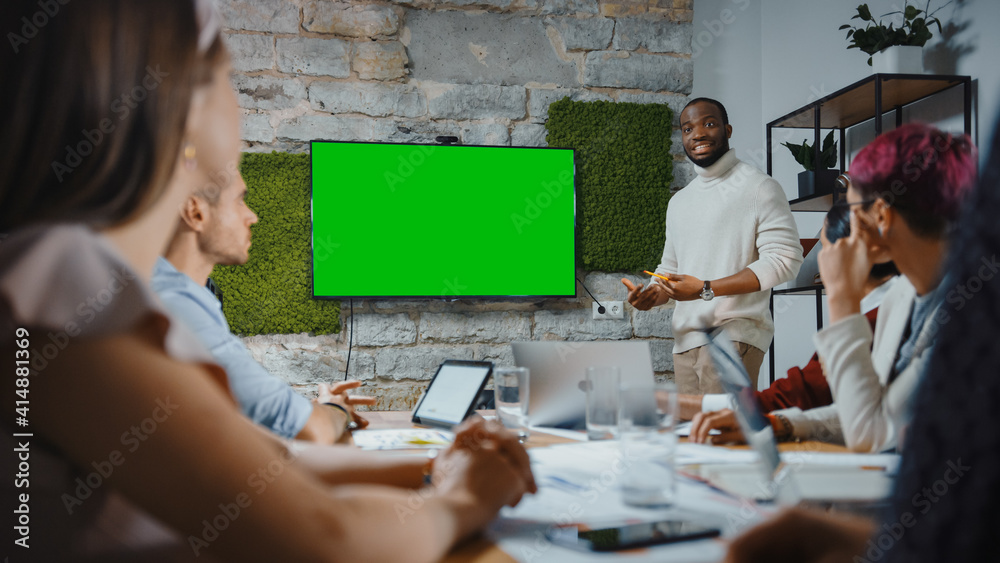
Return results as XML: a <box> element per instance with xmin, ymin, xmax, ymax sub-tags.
<box><xmin>877</xmin><ymin>226</ymin><xmax>884</xmax><ymax>238</ymax></box>
<box><xmin>183</xmin><ymin>143</ymin><xmax>197</xmax><ymax>171</ymax></box>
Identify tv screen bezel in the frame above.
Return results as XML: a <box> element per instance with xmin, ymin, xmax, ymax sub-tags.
<box><xmin>308</xmin><ymin>139</ymin><xmax>578</xmax><ymax>300</ymax></box>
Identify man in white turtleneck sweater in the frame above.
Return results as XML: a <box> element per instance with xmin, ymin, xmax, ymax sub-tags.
<box><xmin>624</xmin><ymin>98</ymin><xmax>802</xmax><ymax>394</ymax></box>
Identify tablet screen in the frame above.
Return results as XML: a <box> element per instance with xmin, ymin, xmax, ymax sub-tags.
<box><xmin>413</xmin><ymin>361</ymin><xmax>492</xmax><ymax>427</ymax></box>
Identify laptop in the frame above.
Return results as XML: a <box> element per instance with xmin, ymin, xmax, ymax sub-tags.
<box><xmin>511</xmin><ymin>341</ymin><xmax>655</xmax><ymax>428</ymax></box>
<box><xmin>700</xmin><ymin>328</ymin><xmax>895</xmax><ymax>505</ymax></box>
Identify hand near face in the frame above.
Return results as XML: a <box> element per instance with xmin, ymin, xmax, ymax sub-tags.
<box><xmin>818</xmin><ymin>209</ymin><xmax>879</xmax><ymax>321</ymax></box>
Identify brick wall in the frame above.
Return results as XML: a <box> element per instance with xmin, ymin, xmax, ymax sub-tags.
<box><xmin>221</xmin><ymin>0</ymin><xmax>694</xmax><ymax>409</ymax></box>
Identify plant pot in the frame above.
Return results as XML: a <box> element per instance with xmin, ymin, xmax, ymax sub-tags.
<box><xmin>797</xmin><ymin>169</ymin><xmax>839</xmax><ymax>199</ymax></box>
<box><xmin>871</xmin><ymin>45</ymin><xmax>923</xmax><ymax>74</ymax></box>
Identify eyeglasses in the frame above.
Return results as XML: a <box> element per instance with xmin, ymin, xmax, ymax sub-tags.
<box><xmin>833</xmin><ymin>174</ymin><xmax>877</xmax><ymax>208</ymax></box>
<box><xmin>831</xmin><ymin>198</ymin><xmax>877</xmax><ymax>210</ymax></box>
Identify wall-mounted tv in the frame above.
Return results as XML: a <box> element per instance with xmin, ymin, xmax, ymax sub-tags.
<box><xmin>311</xmin><ymin>141</ymin><xmax>576</xmax><ymax>299</ymax></box>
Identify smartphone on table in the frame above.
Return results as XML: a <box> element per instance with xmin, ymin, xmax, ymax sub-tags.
<box><xmin>545</xmin><ymin>519</ymin><xmax>721</xmax><ymax>552</ymax></box>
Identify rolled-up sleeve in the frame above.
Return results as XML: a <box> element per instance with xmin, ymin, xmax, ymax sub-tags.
<box><xmin>155</xmin><ymin>277</ymin><xmax>313</xmax><ymax>439</ymax></box>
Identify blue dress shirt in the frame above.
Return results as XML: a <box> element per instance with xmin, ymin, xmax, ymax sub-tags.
<box><xmin>152</xmin><ymin>257</ymin><xmax>313</xmax><ymax>439</ymax></box>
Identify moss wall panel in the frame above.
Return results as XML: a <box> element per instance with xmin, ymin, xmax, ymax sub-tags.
<box><xmin>211</xmin><ymin>152</ymin><xmax>341</xmax><ymax>336</ymax></box>
<box><xmin>545</xmin><ymin>99</ymin><xmax>674</xmax><ymax>272</ymax></box>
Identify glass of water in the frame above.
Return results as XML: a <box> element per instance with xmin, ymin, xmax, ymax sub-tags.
<box><xmin>584</xmin><ymin>366</ymin><xmax>621</xmax><ymax>440</ymax></box>
<box><xmin>619</xmin><ymin>382</ymin><xmax>678</xmax><ymax>507</ymax></box>
<box><xmin>494</xmin><ymin>366</ymin><xmax>530</xmax><ymax>441</ymax></box>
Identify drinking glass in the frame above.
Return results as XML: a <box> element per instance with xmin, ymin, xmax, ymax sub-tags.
<box><xmin>584</xmin><ymin>366</ymin><xmax>621</xmax><ymax>440</ymax></box>
<box><xmin>494</xmin><ymin>367</ymin><xmax>530</xmax><ymax>441</ymax></box>
<box><xmin>619</xmin><ymin>382</ymin><xmax>678</xmax><ymax>507</ymax></box>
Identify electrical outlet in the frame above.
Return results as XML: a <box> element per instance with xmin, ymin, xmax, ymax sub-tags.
<box><xmin>593</xmin><ymin>301</ymin><xmax>625</xmax><ymax>320</ymax></box>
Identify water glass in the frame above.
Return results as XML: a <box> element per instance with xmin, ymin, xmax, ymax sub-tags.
<box><xmin>494</xmin><ymin>367</ymin><xmax>530</xmax><ymax>440</ymax></box>
<box><xmin>584</xmin><ymin>366</ymin><xmax>621</xmax><ymax>440</ymax></box>
<box><xmin>619</xmin><ymin>382</ymin><xmax>678</xmax><ymax>507</ymax></box>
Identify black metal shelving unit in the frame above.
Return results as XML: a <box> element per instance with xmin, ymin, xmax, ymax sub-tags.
<box><xmin>764</xmin><ymin>73</ymin><xmax>973</xmax><ymax>383</ymax></box>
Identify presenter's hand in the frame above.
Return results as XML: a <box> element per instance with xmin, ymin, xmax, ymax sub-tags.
<box><xmin>689</xmin><ymin>408</ymin><xmax>746</xmax><ymax>444</ymax></box>
<box><xmin>316</xmin><ymin>380</ymin><xmax>376</xmax><ymax>429</ymax></box>
<box><xmin>623</xmin><ymin>278</ymin><xmax>669</xmax><ymax>310</ymax></box>
<box><xmin>724</xmin><ymin>508</ymin><xmax>875</xmax><ymax>563</ymax></box>
<box><xmin>658</xmin><ymin>274</ymin><xmax>704</xmax><ymax>301</ymax></box>
<box><xmin>818</xmin><ymin>209</ymin><xmax>881</xmax><ymax>323</ymax></box>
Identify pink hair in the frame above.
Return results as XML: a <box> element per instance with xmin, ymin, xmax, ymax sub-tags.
<box><xmin>849</xmin><ymin>123</ymin><xmax>977</xmax><ymax>237</ymax></box>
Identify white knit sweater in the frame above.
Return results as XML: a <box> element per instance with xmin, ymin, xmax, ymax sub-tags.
<box><xmin>654</xmin><ymin>149</ymin><xmax>802</xmax><ymax>354</ymax></box>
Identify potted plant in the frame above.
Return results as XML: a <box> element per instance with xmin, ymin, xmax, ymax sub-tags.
<box><xmin>782</xmin><ymin>131</ymin><xmax>839</xmax><ymax>199</ymax></box>
<box><xmin>840</xmin><ymin>1</ymin><xmax>950</xmax><ymax>73</ymax></box>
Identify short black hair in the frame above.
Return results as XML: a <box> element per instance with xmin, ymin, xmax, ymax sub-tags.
<box><xmin>682</xmin><ymin>97</ymin><xmax>729</xmax><ymax>126</ymax></box>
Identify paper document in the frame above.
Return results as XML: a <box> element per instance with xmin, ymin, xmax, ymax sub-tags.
<box><xmin>351</xmin><ymin>429</ymin><xmax>453</xmax><ymax>450</ymax></box>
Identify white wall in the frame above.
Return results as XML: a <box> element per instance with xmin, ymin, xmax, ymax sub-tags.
<box><xmin>693</xmin><ymin>0</ymin><xmax>1000</xmax><ymax>384</ymax></box>
<box><xmin>691</xmin><ymin>0</ymin><xmax>763</xmax><ymax>169</ymax></box>
<box><xmin>760</xmin><ymin>0</ymin><xmax>1000</xmax><ymax>196</ymax></box>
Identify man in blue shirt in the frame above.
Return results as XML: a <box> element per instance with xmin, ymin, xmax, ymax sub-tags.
<box><xmin>152</xmin><ymin>173</ymin><xmax>371</xmax><ymax>443</ymax></box>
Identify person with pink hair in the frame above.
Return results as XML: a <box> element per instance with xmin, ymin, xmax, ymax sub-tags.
<box><xmin>691</xmin><ymin>123</ymin><xmax>977</xmax><ymax>453</ymax></box>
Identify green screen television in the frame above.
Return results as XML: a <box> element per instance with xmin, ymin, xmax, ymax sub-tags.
<box><xmin>311</xmin><ymin>141</ymin><xmax>576</xmax><ymax>299</ymax></box>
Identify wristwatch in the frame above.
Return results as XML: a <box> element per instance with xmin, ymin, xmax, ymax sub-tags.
<box><xmin>700</xmin><ymin>281</ymin><xmax>715</xmax><ymax>301</ymax></box>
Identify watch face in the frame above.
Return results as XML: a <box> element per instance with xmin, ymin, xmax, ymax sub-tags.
<box><xmin>702</xmin><ymin>288</ymin><xmax>714</xmax><ymax>301</ymax></box>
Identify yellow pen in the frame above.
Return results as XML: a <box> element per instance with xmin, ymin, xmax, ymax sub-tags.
<box><xmin>644</xmin><ymin>270</ymin><xmax>670</xmax><ymax>282</ymax></box>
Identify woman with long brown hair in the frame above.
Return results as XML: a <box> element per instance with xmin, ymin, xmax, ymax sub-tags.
<box><xmin>0</xmin><ymin>1</ymin><xmax>533</xmax><ymax>561</ymax></box>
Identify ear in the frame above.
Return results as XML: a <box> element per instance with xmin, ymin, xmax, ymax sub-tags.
<box><xmin>869</xmin><ymin>198</ymin><xmax>894</xmax><ymax>252</ymax></box>
<box><xmin>725</xmin><ymin>124</ymin><xmax>733</xmax><ymax>139</ymax></box>
<box><xmin>179</xmin><ymin>196</ymin><xmax>209</xmax><ymax>233</ymax></box>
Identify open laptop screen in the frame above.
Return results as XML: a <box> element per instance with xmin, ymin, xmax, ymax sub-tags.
<box><xmin>704</xmin><ymin>328</ymin><xmax>781</xmax><ymax>479</ymax></box>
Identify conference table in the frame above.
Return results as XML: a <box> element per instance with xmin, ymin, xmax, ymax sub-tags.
<box><xmin>359</xmin><ymin>411</ymin><xmax>854</xmax><ymax>563</ymax></box>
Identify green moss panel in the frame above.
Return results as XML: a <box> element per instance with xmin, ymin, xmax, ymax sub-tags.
<box><xmin>210</xmin><ymin>152</ymin><xmax>341</xmax><ymax>336</ymax></box>
<box><xmin>545</xmin><ymin>99</ymin><xmax>674</xmax><ymax>272</ymax></box>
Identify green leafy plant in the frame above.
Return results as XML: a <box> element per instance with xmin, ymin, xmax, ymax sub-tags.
<box><xmin>782</xmin><ymin>131</ymin><xmax>837</xmax><ymax>172</ymax></box>
<box><xmin>210</xmin><ymin>152</ymin><xmax>341</xmax><ymax>336</ymax></box>
<box><xmin>545</xmin><ymin>99</ymin><xmax>674</xmax><ymax>272</ymax></box>
<box><xmin>840</xmin><ymin>1</ymin><xmax>950</xmax><ymax>65</ymax></box>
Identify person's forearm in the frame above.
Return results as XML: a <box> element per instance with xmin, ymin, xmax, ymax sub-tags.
<box><xmin>709</xmin><ymin>268</ymin><xmax>761</xmax><ymax>297</ymax></box>
<box><xmin>293</xmin><ymin>444</ymin><xmax>428</xmax><ymax>488</ymax></box>
<box><xmin>321</xmin><ymin>485</ymin><xmax>477</xmax><ymax>563</ymax></box>
<box><xmin>826</xmin><ymin>293</ymin><xmax>863</xmax><ymax>324</ymax></box>
<box><xmin>295</xmin><ymin>404</ymin><xmax>347</xmax><ymax>444</ymax></box>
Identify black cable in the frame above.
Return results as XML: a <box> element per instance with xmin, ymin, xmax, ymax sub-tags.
<box><xmin>344</xmin><ymin>299</ymin><xmax>353</xmax><ymax>380</ymax></box>
<box><xmin>576</xmin><ymin>276</ymin><xmax>605</xmax><ymax>314</ymax></box>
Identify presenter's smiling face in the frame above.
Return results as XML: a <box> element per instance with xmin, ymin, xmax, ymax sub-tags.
<box><xmin>680</xmin><ymin>101</ymin><xmax>733</xmax><ymax>168</ymax></box>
